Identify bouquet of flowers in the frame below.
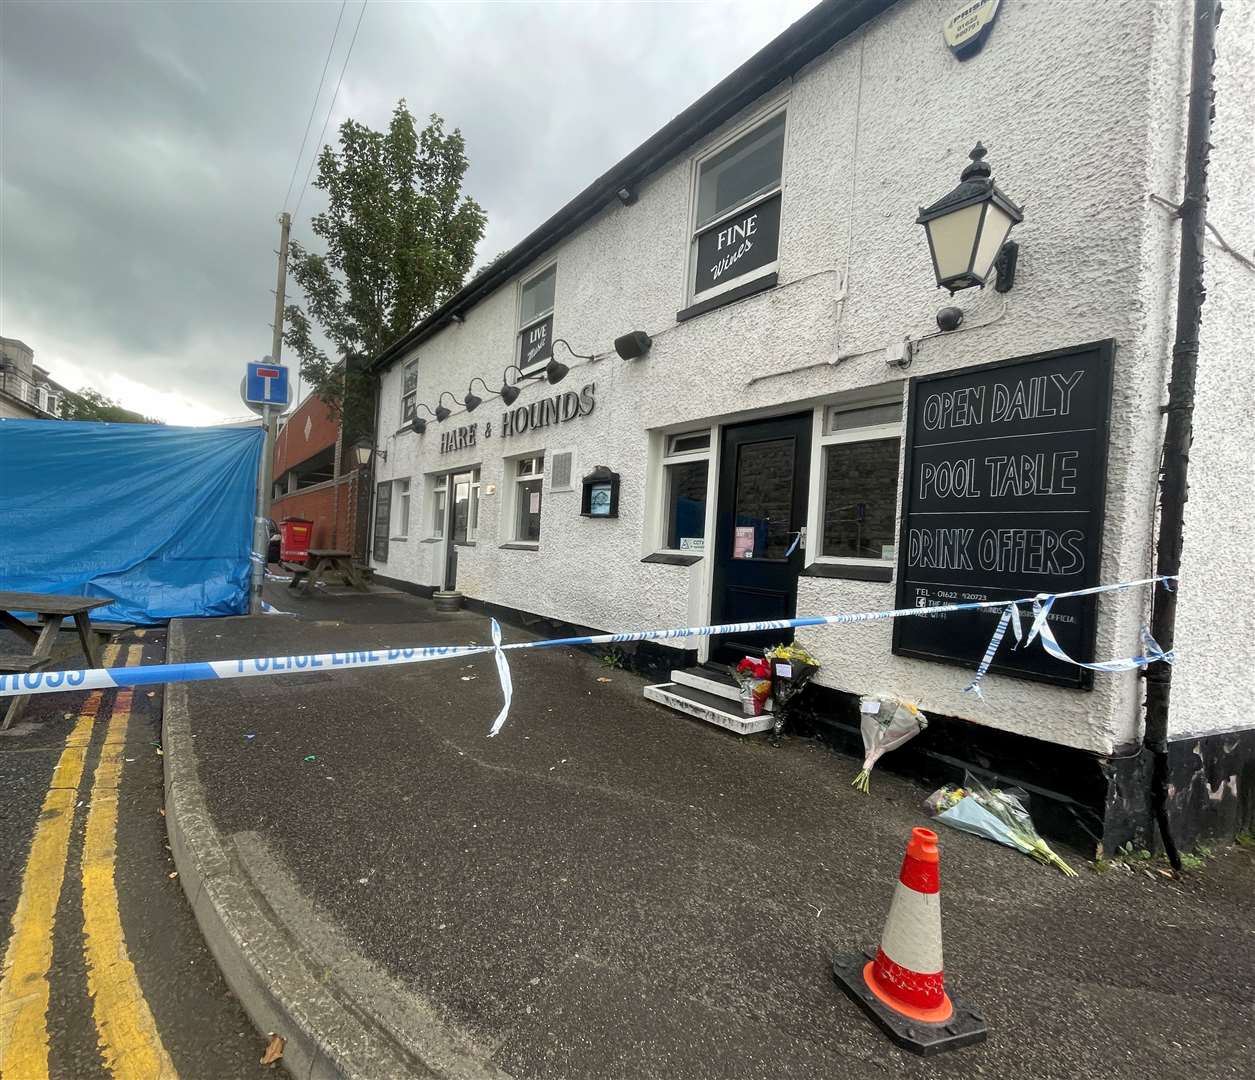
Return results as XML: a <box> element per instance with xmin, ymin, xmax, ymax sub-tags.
<box><xmin>763</xmin><ymin>642</ymin><xmax>821</xmax><ymax>743</ymax></box>
<box><xmin>764</xmin><ymin>642</ymin><xmax>821</xmax><ymax>710</ymax></box>
<box><xmin>926</xmin><ymin>772</ymin><xmax>1077</xmax><ymax>877</ymax></box>
<box><xmin>732</xmin><ymin>656</ymin><xmax>773</xmax><ymax>716</ymax></box>
<box><xmin>851</xmin><ymin>696</ymin><xmax>927</xmax><ymax>792</ymax></box>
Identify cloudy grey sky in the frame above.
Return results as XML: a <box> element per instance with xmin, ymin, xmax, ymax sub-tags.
<box><xmin>1</xmin><ymin>0</ymin><xmax>819</xmax><ymax>424</ymax></box>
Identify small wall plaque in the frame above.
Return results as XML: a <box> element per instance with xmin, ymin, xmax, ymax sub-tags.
<box><xmin>943</xmin><ymin>0</ymin><xmax>1001</xmax><ymax>60</ymax></box>
<box><xmin>580</xmin><ymin>465</ymin><xmax>620</xmax><ymax>518</ymax></box>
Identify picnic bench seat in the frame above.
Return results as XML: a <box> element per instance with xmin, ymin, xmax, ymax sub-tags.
<box><xmin>0</xmin><ymin>653</ymin><xmax>51</xmax><ymax>673</ymax></box>
<box><xmin>286</xmin><ymin>550</ymin><xmax>372</xmax><ymax>595</ymax></box>
<box><xmin>0</xmin><ymin>591</ymin><xmax>114</xmax><ymax>730</ymax></box>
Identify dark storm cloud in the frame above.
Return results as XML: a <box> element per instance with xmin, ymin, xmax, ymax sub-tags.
<box><xmin>1</xmin><ymin>0</ymin><xmax>817</xmax><ymax>422</ymax></box>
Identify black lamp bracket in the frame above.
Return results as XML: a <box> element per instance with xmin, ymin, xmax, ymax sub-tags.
<box><xmin>993</xmin><ymin>239</ymin><xmax>1019</xmax><ymax>293</ymax></box>
<box><xmin>551</xmin><ymin>338</ymin><xmax>596</xmax><ymax>362</ymax></box>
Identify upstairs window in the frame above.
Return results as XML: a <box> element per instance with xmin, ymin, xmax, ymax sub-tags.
<box><xmin>518</xmin><ymin>265</ymin><xmax>556</xmax><ymax>373</ymax></box>
<box><xmin>401</xmin><ymin>361</ymin><xmax>418</xmax><ymax>424</ymax></box>
<box><xmin>690</xmin><ymin>109</ymin><xmax>785</xmax><ymax>301</ymax></box>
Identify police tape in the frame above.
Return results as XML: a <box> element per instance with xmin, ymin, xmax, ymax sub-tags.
<box><xmin>0</xmin><ymin>575</ymin><xmax>1177</xmax><ymax>737</ymax></box>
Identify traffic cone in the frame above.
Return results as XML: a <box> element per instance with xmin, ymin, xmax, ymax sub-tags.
<box><xmin>832</xmin><ymin>827</ymin><xmax>987</xmax><ymax>1056</ymax></box>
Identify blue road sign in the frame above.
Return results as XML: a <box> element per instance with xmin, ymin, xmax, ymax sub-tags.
<box><xmin>245</xmin><ymin>361</ymin><xmax>290</xmax><ymax>406</ymax></box>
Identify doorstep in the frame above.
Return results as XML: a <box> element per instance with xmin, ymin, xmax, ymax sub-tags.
<box><xmin>669</xmin><ymin>665</ymin><xmax>774</xmax><ymax>712</ymax></box>
<box><xmin>643</xmin><ymin>679</ymin><xmax>775</xmax><ymax>736</ymax></box>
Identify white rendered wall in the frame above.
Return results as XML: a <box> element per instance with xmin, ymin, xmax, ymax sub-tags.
<box><xmin>371</xmin><ymin>0</ymin><xmax>1244</xmax><ymax>755</ymax></box>
<box><xmin>1166</xmin><ymin>0</ymin><xmax>1255</xmax><ymax>738</ymax></box>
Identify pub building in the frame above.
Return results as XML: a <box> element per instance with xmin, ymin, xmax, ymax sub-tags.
<box><xmin>363</xmin><ymin>0</ymin><xmax>1253</xmax><ymax>852</ymax></box>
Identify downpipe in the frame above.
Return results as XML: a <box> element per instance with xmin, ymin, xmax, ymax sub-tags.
<box><xmin>1142</xmin><ymin>0</ymin><xmax>1221</xmax><ymax>872</ymax></box>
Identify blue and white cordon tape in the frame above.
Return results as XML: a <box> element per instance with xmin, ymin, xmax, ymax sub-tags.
<box><xmin>1</xmin><ymin>575</ymin><xmax>1176</xmax><ymax>736</ymax></box>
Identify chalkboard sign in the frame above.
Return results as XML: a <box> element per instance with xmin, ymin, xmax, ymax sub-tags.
<box><xmin>892</xmin><ymin>340</ymin><xmax>1114</xmax><ymax>688</ymax></box>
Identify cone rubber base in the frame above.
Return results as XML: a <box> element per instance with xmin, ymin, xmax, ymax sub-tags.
<box><xmin>832</xmin><ymin>952</ymin><xmax>988</xmax><ymax>1057</ymax></box>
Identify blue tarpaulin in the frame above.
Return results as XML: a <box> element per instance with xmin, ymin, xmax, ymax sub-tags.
<box><xmin>0</xmin><ymin>419</ymin><xmax>263</xmax><ymax>625</ymax></box>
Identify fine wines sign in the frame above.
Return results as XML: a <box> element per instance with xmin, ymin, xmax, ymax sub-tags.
<box><xmin>892</xmin><ymin>341</ymin><xmax>1114</xmax><ymax>688</ymax></box>
<box><xmin>693</xmin><ymin>193</ymin><xmax>781</xmax><ymax>296</ymax></box>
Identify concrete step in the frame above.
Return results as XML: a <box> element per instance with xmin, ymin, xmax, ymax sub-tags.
<box><xmin>643</xmin><ymin>682</ymin><xmax>775</xmax><ymax>736</ymax></box>
<box><xmin>670</xmin><ymin>666</ymin><xmax>773</xmax><ymax>712</ymax></box>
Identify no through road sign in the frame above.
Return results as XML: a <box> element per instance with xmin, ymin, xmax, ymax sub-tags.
<box><xmin>245</xmin><ymin>361</ymin><xmax>290</xmax><ymax>406</ymax></box>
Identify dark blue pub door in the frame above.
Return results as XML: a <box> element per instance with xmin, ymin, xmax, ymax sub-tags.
<box><xmin>710</xmin><ymin>412</ymin><xmax>811</xmax><ymax>665</ymax></box>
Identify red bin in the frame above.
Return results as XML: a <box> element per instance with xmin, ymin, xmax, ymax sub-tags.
<box><xmin>279</xmin><ymin>517</ymin><xmax>313</xmax><ymax>564</ymax></box>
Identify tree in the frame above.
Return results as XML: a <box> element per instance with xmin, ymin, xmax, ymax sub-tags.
<box><xmin>284</xmin><ymin>101</ymin><xmax>487</xmax><ymax>437</ymax></box>
<box><xmin>61</xmin><ymin>388</ymin><xmax>160</xmax><ymax>424</ymax></box>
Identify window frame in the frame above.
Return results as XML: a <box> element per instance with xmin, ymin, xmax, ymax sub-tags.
<box><xmin>685</xmin><ymin>102</ymin><xmax>789</xmax><ymax>308</ymax></box>
<box><xmin>508</xmin><ymin>452</ymin><xmax>545</xmax><ymax>545</ymax></box>
<box><xmin>659</xmin><ymin>428</ymin><xmax>713</xmax><ymax>553</ymax></box>
<box><xmin>430</xmin><ymin>474</ymin><xmax>448</xmax><ymax>539</ymax></box>
<box><xmin>400</xmin><ymin>360</ymin><xmax>418</xmax><ymax>425</ymax></box>
<box><xmin>393</xmin><ymin>478</ymin><xmax>411</xmax><ymax>539</ymax></box>
<box><xmin>450</xmin><ymin>467</ymin><xmax>481</xmax><ymax>545</ymax></box>
<box><xmin>809</xmin><ymin>396</ymin><xmax>905</xmax><ymax>568</ymax></box>
<box><xmin>516</xmin><ymin>263</ymin><xmax>557</xmax><ymax>375</ymax></box>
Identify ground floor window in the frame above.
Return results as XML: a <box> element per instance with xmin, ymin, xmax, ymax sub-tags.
<box><xmin>661</xmin><ymin>429</ymin><xmax>711</xmax><ymax>550</ymax></box>
<box><xmin>511</xmin><ymin>454</ymin><xmax>544</xmax><ymax>542</ymax></box>
<box><xmin>393</xmin><ymin>478</ymin><xmax>411</xmax><ymax>538</ymax></box>
<box><xmin>819</xmin><ymin>400</ymin><xmax>903</xmax><ymax>561</ymax></box>
<box><xmin>451</xmin><ymin>468</ymin><xmax>480</xmax><ymax>543</ymax></box>
<box><xmin>431</xmin><ymin>475</ymin><xmax>447</xmax><ymax>538</ymax></box>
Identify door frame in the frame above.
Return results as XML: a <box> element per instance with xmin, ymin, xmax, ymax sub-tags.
<box><xmin>439</xmin><ymin>466</ymin><xmax>480</xmax><ymax>591</ymax></box>
<box><xmin>705</xmin><ymin>409</ymin><xmax>814</xmax><ymax>666</ymax></box>
<box><xmin>671</xmin><ymin>405</ymin><xmax>823</xmax><ymax>665</ymax></box>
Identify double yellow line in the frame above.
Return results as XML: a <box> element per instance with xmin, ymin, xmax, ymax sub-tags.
<box><xmin>0</xmin><ymin>643</ymin><xmax>177</xmax><ymax>1079</ymax></box>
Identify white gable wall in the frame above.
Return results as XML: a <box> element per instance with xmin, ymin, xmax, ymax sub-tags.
<box><xmin>370</xmin><ymin>0</ymin><xmax>1249</xmax><ymax>755</ymax></box>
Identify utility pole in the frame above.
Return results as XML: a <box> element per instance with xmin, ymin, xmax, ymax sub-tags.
<box><xmin>1143</xmin><ymin>0</ymin><xmax>1219</xmax><ymax>871</ymax></box>
<box><xmin>250</xmin><ymin>211</ymin><xmax>292</xmax><ymax>614</ymax></box>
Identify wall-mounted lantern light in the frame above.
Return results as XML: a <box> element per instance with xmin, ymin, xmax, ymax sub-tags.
<box><xmin>550</xmin><ymin>338</ymin><xmax>597</xmax><ymax>385</ymax></box>
<box><xmin>614</xmin><ymin>330</ymin><xmax>652</xmax><ymax>360</ymax></box>
<box><xmin>351</xmin><ymin>436</ymin><xmax>385</xmax><ymax>468</ymax></box>
<box><xmin>435</xmin><ymin>391</ymin><xmax>460</xmax><ymax>423</ymax></box>
<box><xmin>464</xmin><ymin>377</ymin><xmax>490</xmax><ymax>413</ymax></box>
<box><xmin>499</xmin><ymin>366</ymin><xmax>525</xmax><ymax>406</ymax></box>
<box><xmin>916</xmin><ymin>143</ymin><xmax>1023</xmax><ymax>294</ymax></box>
<box><xmin>409</xmin><ymin>403</ymin><xmax>436</xmax><ymax>434</ymax></box>
<box><xmin>542</xmin><ymin>358</ymin><xmax>569</xmax><ymax>384</ymax></box>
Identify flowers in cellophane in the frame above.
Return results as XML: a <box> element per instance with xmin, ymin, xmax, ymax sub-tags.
<box><xmin>926</xmin><ymin>772</ymin><xmax>1077</xmax><ymax>877</ymax></box>
<box><xmin>732</xmin><ymin>656</ymin><xmax>772</xmax><ymax>716</ymax></box>
<box><xmin>851</xmin><ymin>696</ymin><xmax>927</xmax><ymax>792</ymax></box>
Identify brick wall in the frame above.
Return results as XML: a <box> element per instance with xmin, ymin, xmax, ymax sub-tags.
<box><xmin>271</xmin><ymin>471</ymin><xmax>366</xmax><ymax>557</ymax></box>
<box><xmin>274</xmin><ymin>395</ymin><xmax>340</xmax><ymax>476</ymax></box>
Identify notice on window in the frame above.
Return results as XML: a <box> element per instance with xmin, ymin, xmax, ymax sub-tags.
<box><xmin>892</xmin><ymin>341</ymin><xmax>1114</xmax><ymax>688</ymax></box>
<box><xmin>679</xmin><ymin>537</ymin><xmax>705</xmax><ymax>552</ymax></box>
<box><xmin>733</xmin><ymin>526</ymin><xmax>755</xmax><ymax>559</ymax></box>
<box><xmin>529</xmin><ymin>491</ymin><xmax>541</xmax><ymax>514</ymax></box>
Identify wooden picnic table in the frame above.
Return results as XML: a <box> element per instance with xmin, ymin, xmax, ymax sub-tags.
<box><xmin>287</xmin><ymin>549</ymin><xmax>371</xmax><ymax>595</ymax></box>
<box><xmin>0</xmin><ymin>591</ymin><xmax>114</xmax><ymax>730</ymax></box>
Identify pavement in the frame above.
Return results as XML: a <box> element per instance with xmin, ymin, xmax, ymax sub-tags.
<box><xmin>167</xmin><ymin>581</ymin><xmax>1254</xmax><ymax>1080</ymax></box>
<box><xmin>0</xmin><ymin>627</ymin><xmax>263</xmax><ymax>1079</ymax></box>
